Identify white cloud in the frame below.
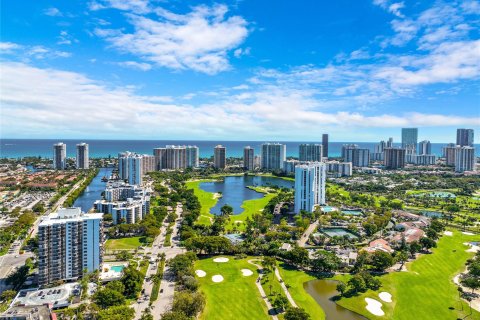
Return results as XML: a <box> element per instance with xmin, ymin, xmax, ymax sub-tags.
<box><xmin>117</xmin><ymin>61</ymin><xmax>152</xmax><ymax>71</ymax></box>
<box><xmin>2</xmin><ymin>62</ymin><xmax>479</xmax><ymax>140</ymax></box>
<box><xmin>388</xmin><ymin>2</ymin><xmax>405</xmax><ymax>18</ymax></box>
<box><xmin>0</xmin><ymin>42</ymin><xmax>21</xmax><ymax>52</ymax></box>
<box><xmin>234</xmin><ymin>47</ymin><xmax>251</xmax><ymax>58</ymax></box>
<box><xmin>94</xmin><ymin>4</ymin><xmax>249</xmax><ymax>74</ymax></box>
<box><xmin>88</xmin><ymin>0</ymin><xmax>150</xmax><ymax>14</ymax></box>
<box><xmin>44</xmin><ymin>7</ymin><xmax>62</xmax><ymax>17</ymax></box>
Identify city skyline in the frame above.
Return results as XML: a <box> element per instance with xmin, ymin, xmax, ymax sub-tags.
<box><xmin>1</xmin><ymin>0</ymin><xmax>479</xmax><ymax>141</ymax></box>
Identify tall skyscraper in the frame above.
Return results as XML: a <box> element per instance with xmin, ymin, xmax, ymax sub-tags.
<box><xmin>118</xmin><ymin>152</ymin><xmax>143</xmax><ymax>185</ymax></box>
<box><xmin>186</xmin><ymin>146</ymin><xmax>199</xmax><ymax>168</ymax></box>
<box><xmin>443</xmin><ymin>143</ymin><xmax>457</xmax><ymax>166</ymax></box>
<box><xmin>387</xmin><ymin>137</ymin><xmax>394</xmax><ymax>148</ymax></box>
<box><xmin>76</xmin><ymin>143</ymin><xmax>89</xmax><ymax>169</ymax></box>
<box><xmin>299</xmin><ymin>144</ymin><xmax>323</xmax><ymax>162</ymax></box>
<box><xmin>38</xmin><ymin>208</ymin><xmax>103</xmax><ymax>286</ymax></box>
<box><xmin>384</xmin><ymin>148</ymin><xmax>406</xmax><ymax>169</ymax></box>
<box><xmin>322</xmin><ymin>134</ymin><xmax>329</xmax><ymax>158</ymax></box>
<box><xmin>261</xmin><ymin>143</ymin><xmax>286</xmax><ymax>170</ymax></box>
<box><xmin>418</xmin><ymin>140</ymin><xmax>431</xmax><ymax>155</ymax></box>
<box><xmin>243</xmin><ymin>146</ymin><xmax>255</xmax><ymax>171</ymax></box>
<box><xmin>457</xmin><ymin>129</ymin><xmax>474</xmax><ymax>147</ymax></box>
<box><xmin>455</xmin><ymin>146</ymin><xmax>476</xmax><ymax>173</ymax></box>
<box><xmin>154</xmin><ymin>145</ymin><xmax>199</xmax><ymax>169</ymax></box>
<box><xmin>372</xmin><ymin>140</ymin><xmax>387</xmax><ymax>161</ymax></box>
<box><xmin>141</xmin><ymin>154</ymin><xmax>156</xmax><ymax>173</ymax></box>
<box><xmin>401</xmin><ymin>128</ymin><xmax>418</xmax><ymax>152</ymax></box>
<box><xmin>342</xmin><ymin>144</ymin><xmax>370</xmax><ymax>167</ymax></box>
<box><xmin>214</xmin><ymin>145</ymin><xmax>226</xmax><ymax>169</ymax></box>
<box><xmin>53</xmin><ymin>142</ymin><xmax>66</xmax><ymax>170</ymax></box>
<box><xmin>294</xmin><ymin>162</ymin><xmax>326</xmax><ymax>213</ymax></box>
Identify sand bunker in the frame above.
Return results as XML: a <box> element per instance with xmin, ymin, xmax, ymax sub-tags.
<box><xmin>241</xmin><ymin>269</ymin><xmax>253</xmax><ymax>276</ymax></box>
<box><xmin>213</xmin><ymin>257</ymin><xmax>229</xmax><ymax>263</ymax></box>
<box><xmin>195</xmin><ymin>270</ymin><xmax>206</xmax><ymax>277</ymax></box>
<box><xmin>365</xmin><ymin>298</ymin><xmax>385</xmax><ymax>316</ymax></box>
<box><xmin>463</xmin><ymin>232</ymin><xmax>475</xmax><ymax>235</ymax></box>
<box><xmin>379</xmin><ymin>292</ymin><xmax>392</xmax><ymax>303</ymax></box>
<box><xmin>212</xmin><ymin>275</ymin><xmax>224</xmax><ymax>283</ymax></box>
<box><xmin>444</xmin><ymin>231</ymin><xmax>453</xmax><ymax>236</ymax></box>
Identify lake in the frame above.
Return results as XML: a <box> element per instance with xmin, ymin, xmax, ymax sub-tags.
<box><xmin>199</xmin><ymin>175</ymin><xmax>294</xmax><ymax>215</ymax></box>
<box><xmin>304</xmin><ymin>279</ymin><xmax>368</xmax><ymax>320</ymax></box>
<box><xmin>73</xmin><ymin>167</ymin><xmax>113</xmax><ymax>212</ymax></box>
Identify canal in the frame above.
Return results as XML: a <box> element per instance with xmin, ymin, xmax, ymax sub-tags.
<box><xmin>73</xmin><ymin>167</ymin><xmax>113</xmax><ymax>212</ymax></box>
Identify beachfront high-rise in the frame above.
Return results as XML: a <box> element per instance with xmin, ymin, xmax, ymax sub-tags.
<box><xmin>118</xmin><ymin>151</ymin><xmax>143</xmax><ymax>185</ymax></box>
<box><xmin>401</xmin><ymin>128</ymin><xmax>418</xmax><ymax>152</ymax></box>
<box><xmin>261</xmin><ymin>143</ymin><xmax>286</xmax><ymax>170</ymax></box>
<box><xmin>384</xmin><ymin>147</ymin><xmax>406</xmax><ymax>169</ymax></box>
<box><xmin>186</xmin><ymin>146</ymin><xmax>199</xmax><ymax>168</ymax></box>
<box><xmin>443</xmin><ymin>143</ymin><xmax>457</xmax><ymax>166</ymax></box>
<box><xmin>294</xmin><ymin>162</ymin><xmax>326</xmax><ymax>213</ymax></box>
<box><xmin>299</xmin><ymin>144</ymin><xmax>323</xmax><ymax>162</ymax></box>
<box><xmin>76</xmin><ymin>143</ymin><xmax>89</xmax><ymax>169</ymax></box>
<box><xmin>38</xmin><ymin>208</ymin><xmax>103</xmax><ymax>286</ymax></box>
<box><xmin>53</xmin><ymin>142</ymin><xmax>66</xmax><ymax>170</ymax></box>
<box><xmin>214</xmin><ymin>145</ymin><xmax>226</xmax><ymax>169</ymax></box>
<box><xmin>455</xmin><ymin>146</ymin><xmax>476</xmax><ymax>173</ymax></box>
<box><xmin>243</xmin><ymin>146</ymin><xmax>255</xmax><ymax>171</ymax></box>
<box><xmin>322</xmin><ymin>134</ymin><xmax>329</xmax><ymax>158</ymax></box>
<box><xmin>457</xmin><ymin>129</ymin><xmax>474</xmax><ymax>147</ymax></box>
<box><xmin>418</xmin><ymin>140</ymin><xmax>431</xmax><ymax>155</ymax></box>
<box><xmin>154</xmin><ymin>145</ymin><xmax>199</xmax><ymax>170</ymax></box>
<box><xmin>342</xmin><ymin>144</ymin><xmax>370</xmax><ymax>167</ymax></box>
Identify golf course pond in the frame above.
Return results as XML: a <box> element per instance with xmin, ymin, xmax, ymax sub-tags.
<box><xmin>304</xmin><ymin>279</ymin><xmax>368</xmax><ymax>320</ymax></box>
<box><xmin>199</xmin><ymin>175</ymin><xmax>294</xmax><ymax>215</ymax></box>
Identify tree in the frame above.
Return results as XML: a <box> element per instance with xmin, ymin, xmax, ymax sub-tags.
<box><xmin>272</xmin><ymin>295</ymin><xmax>289</xmax><ymax>312</ymax></box>
<box><xmin>409</xmin><ymin>241</ymin><xmax>421</xmax><ymax>257</ymax></box>
<box><xmin>369</xmin><ymin>251</ymin><xmax>394</xmax><ymax>272</ymax></box>
<box><xmin>420</xmin><ymin>237</ymin><xmax>437</xmax><ymax>252</ymax></box>
<box><xmin>161</xmin><ymin>312</ymin><xmax>190</xmax><ymax>320</ymax></box>
<box><xmin>220</xmin><ymin>204</ymin><xmax>233</xmax><ymax>217</ymax></box>
<box><xmin>140</xmin><ymin>309</ymin><xmax>154</xmax><ymax>320</ymax></box>
<box><xmin>0</xmin><ymin>290</ymin><xmax>16</xmax><ymax>302</ymax></box>
<box><xmin>336</xmin><ymin>282</ymin><xmax>347</xmax><ymax>296</ymax></box>
<box><xmin>93</xmin><ymin>288</ymin><xmax>125</xmax><ymax>308</ymax></box>
<box><xmin>121</xmin><ymin>265</ymin><xmax>143</xmax><ymax>298</ymax></box>
<box><xmin>396</xmin><ymin>251</ymin><xmax>408</xmax><ymax>268</ymax></box>
<box><xmin>106</xmin><ymin>280</ymin><xmax>125</xmax><ymax>294</ymax></box>
<box><xmin>262</xmin><ymin>256</ymin><xmax>277</xmax><ymax>273</ymax></box>
<box><xmin>284</xmin><ymin>307</ymin><xmax>311</xmax><ymax>320</ymax></box>
<box><xmin>287</xmin><ymin>247</ymin><xmax>309</xmax><ymax>267</ymax></box>
<box><xmin>171</xmin><ymin>291</ymin><xmax>205</xmax><ymax>317</ymax></box>
<box><xmin>311</xmin><ymin>250</ymin><xmax>341</xmax><ymax>273</ymax></box>
<box><xmin>97</xmin><ymin>305</ymin><xmax>134</xmax><ymax>320</ymax></box>
<box><xmin>461</xmin><ymin>275</ymin><xmax>480</xmax><ymax>294</ymax></box>
<box><xmin>348</xmin><ymin>274</ymin><xmax>367</xmax><ymax>293</ymax></box>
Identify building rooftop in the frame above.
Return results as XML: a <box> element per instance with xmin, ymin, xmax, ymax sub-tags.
<box><xmin>39</xmin><ymin>208</ymin><xmax>103</xmax><ymax>226</ymax></box>
<box><xmin>1</xmin><ymin>304</ymin><xmax>53</xmax><ymax>320</ymax></box>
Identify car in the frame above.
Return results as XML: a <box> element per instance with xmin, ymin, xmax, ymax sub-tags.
<box><xmin>160</xmin><ymin>289</ymin><xmax>163</xmax><ymax>293</ymax></box>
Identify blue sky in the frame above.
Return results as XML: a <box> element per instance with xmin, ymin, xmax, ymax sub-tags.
<box><xmin>1</xmin><ymin>0</ymin><xmax>479</xmax><ymax>142</ymax></box>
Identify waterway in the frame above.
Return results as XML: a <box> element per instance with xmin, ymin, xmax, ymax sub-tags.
<box><xmin>73</xmin><ymin>167</ymin><xmax>113</xmax><ymax>212</ymax></box>
<box><xmin>304</xmin><ymin>279</ymin><xmax>368</xmax><ymax>320</ymax></box>
<box><xmin>199</xmin><ymin>175</ymin><xmax>294</xmax><ymax>215</ymax></box>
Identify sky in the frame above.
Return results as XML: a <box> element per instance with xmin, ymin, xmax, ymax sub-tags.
<box><xmin>0</xmin><ymin>0</ymin><xmax>479</xmax><ymax>142</ymax></box>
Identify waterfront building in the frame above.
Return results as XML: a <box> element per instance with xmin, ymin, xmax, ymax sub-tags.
<box><xmin>443</xmin><ymin>143</ymin><xmax>457</xmax><ymax>166</ymax></box>
<box><xmin>384</xmin><ymin>148</ymin><xmax>406</xmax><ymax>169</ymax></box>
<box><xmin>254</xmin><ymin>155</ymin><xmax>261</xmax><ymax>168</ymax></box>
<box><xmin>261</xmin><ymin>143</ymin><xmax>286</xmax><ymax>170</ymax></box>
<box><xmin>283</xmin><ymin>159</ymin><xmax>300</xmax><ymax>174</ymax></box>
<box><xmin>243</xmin><ymin>146</ymin><xmax>255</xmax><ymax>171</ymax></box>
<box><xmin>38</xmin><ymin>208</ymin><xmax>103</xmax><ymax>286</ymax></box>
<box><xmin>412</xmin><ymin>154</ymin><xmax>436</xmax><ymax>165</ymax></box>
<box><xmin>294</xmin><ymin>162</ymin><xmax>326</xmax><ymax>213</ymax></box>
<box><xmin>153</xmin><ymin>145</ymin><xmax>198</xmax><ymax>170</ymax></box>
<box><xmin>299</xmin><ymin>144</ymin><xmax>323</xmax><ymax>162</ymax></box>
<box><xmin>76</xmin><ymin>143</ymin><xmax>89</xmax><ymax>169</ymax></box>
<box><xmin>186</xmin><ymin>146</ymin><xmax>199</xmax><ymax>168</ymax></box>
<box><xmin>372</xmin><ymin>140</ymin><xmax>387</xmax><ymax>161</ymax></box>
<box><xmin>342</xmin><ymin>144</ymin><xmax>370</xmax><ymax>167</ymax></box>
<box><xmin>325</xmin><ymin>161</ymin><xmax>352</xmax><ymax>177</ymax></box>
<box><xmin>214</xmin><ymin>145</ymin><xmax>226</xmax><ymax>169</ymax></box>
<box><xmin>322</xmin><ymin>134</ymin><xmax>329</xmax><ymax>158</ymax></box>
<box><xmin>118</xmin><ymin>151</ymin><xmax>143</xmax><ymax>185</ymax></box>
<box><xmin>455</xmin><ymin>146</ymin><xmax>476</xmax><ymax>173</ymax></box>
<box><xmin>401</xmin><ymin>128</ymin><xmax>418</xmax><ymax>152</ymax></box>
<box><xmin>141</xmin><ymin>154</ymin><xmax>156</xmax><ymax>173</ymax></box>
<box><xmin>53</xmin><ymin>142</ymin><xmax>66</xmax><ymax>170</ymax></box>
<box><xmin>457</xmin><ymin>128</ymin><xmax>474</xmax><ymax>147</ymax></box>
<box><xmin>418</xmin><ymin>140</ymin><xmax>431</xmax><ymax>155</ymax></box>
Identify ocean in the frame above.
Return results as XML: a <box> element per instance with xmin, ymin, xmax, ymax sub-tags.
<box><xmin>1</xmin><ymin>139</ymin><xmax>478</xmax><ymax>159</ymax></box>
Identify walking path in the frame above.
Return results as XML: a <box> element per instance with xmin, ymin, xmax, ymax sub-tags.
<box><xmin>297</xmin><ymin>220</ymin><xmax>319</xmax><ymax>247</ymax></box>
<box><xmin>247</xmin><ymin>260</ymin><xmax>279</xmax><ymax>320</ymax></box>
<box><xmin>274</xmin><ymin>267</ymin><xmax>298</xmax><ymax>308</ymax></box>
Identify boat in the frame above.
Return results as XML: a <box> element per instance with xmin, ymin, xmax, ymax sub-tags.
<box><xmin>101</xmin><ymin>176</ymin><xmax>108</xmax><ymax>182</ymax></box>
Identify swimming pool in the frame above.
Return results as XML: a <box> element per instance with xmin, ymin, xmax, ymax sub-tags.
<box><xmin>111</xmin><ymin>265</ymin><xmax>125</xmax><ymax>273</ymax></box>
<box><xmin>321</xmin><ymin>206</ymin><xmax>337</xmax><ymax>212</ymax></box>
<box><xmin>341</xmin><ymin>210</ymin><xmax>363</xmax><ymax>216</ymax></box>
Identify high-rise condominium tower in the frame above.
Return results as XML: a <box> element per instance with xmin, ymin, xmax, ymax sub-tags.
<box><xmin>214</xmin><ymin>145</ymin><xmax>226</xmax><ymax>169</ymax></box>
<box><xmin>154</xmin><ymin>145</ymin><xmax>199</xmax><ymax>170</ymax></box>
<box><xmin>322</xmin><ymin>134</ymin><xmax>329</xmax><ymax>158</ymax></box>
<box><xmin>455</xmin><ymin>146</ymin><xmax>476</xmax><ymax>173</ymax></box>
<box><xmin>53</xmin><ymin>142</ymin><xmax>66</xmax><ymax>170</ymax></box>
<box><xmin>418</xmin><ymin>140</ymin><xmax>431</xmax><ymax>155</ymax></box>
<box><xmin>294</xmin><ymin>162</ymin><xmax>326</xmax><ymax>213</ymax></box>
<box><xmin>299</xmin><ymin>144</ymin><xmax>323</xmax><ymax>162</ymax></box>
<box><xmin>456</xmin><ymin>129</ymin><xmax>474</xmax><ymax>147</ymax></box>
<box><xmin>243</xmin><ymin>146</ymin><xmax>255</xmax><ymax>171</ymax></box>
<box><xmin>401</xmin><ymin>128</ymin><xmax>418</xmax><ymax>152</ymax></box>
<box><xmin>76</xmin><ymin>143</ymin><xmax>89</xmax><ymax>169</ymax></box>
<box><xmin>38</xmin><ymin>208</ymin><xmax>103</xmax><ymax>286</ymax></box>
<box><xmin>342</xmin><ymin>144</ymin><xmax>370</xmax><ymax>167</ymax></box>
<box><xmin>118</xmin><ymin>151</ymin><xmax>143</xmax><ymax>185</ymax></box>
<box><xmin>261</xmin><ymin>143</ymin><xmax>286</xmax><ymax>170</ymax></box>
<box><xmin>384</xmin><ymin>148</ymin><xmax>406</xmax><ymax>169</ymax></box>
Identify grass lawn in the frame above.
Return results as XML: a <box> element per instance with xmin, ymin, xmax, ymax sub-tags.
<box><xmin>195</xmin><ymin>257</ymin><xmax>270</xmax><ymax>320</ymax></box>
<box><xmin>105</xmin><ymin>236</ymin><xmax>145</xmax><ymax>251</ymax></box>
<box><xmin>337</xmin><ymin>230</ymin><xmax>480</xmax><ymax>320</ymax></box>
<box><xmin>185</xmin><ymin>180</ymin><xmax>217</xmax><ymax>225</ymax></box>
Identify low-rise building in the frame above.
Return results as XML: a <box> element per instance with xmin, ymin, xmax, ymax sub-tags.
<box><xmin>364</xmin><ymin>239</ymin><xmax>394</xmax><ymax>253</ymax></box>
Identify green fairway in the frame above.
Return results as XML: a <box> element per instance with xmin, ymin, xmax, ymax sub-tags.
<box><xmin>337</xmin><ymin>230</ymin><xmax>480</xmax><ymax>320</ymax></box>
<box><xmin>195</xmin><ymin>257</ymin><xmax>270</xmax><ymax>320</ymax></box>
<box><xmin>105</xmin><ymin>236</ymin><xmax>145</xmax><ymax>250</ymax></box>
<box><xmin>185</xmin><ymin>180</ymin><xmax>217</xmax><ymax>225</ymax></box>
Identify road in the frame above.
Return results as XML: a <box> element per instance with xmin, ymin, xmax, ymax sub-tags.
<box><xmin>297</xmin><ymin>220</ymin><xmax>319</xmax><ymax>247</ymax></box>
<box><xmin>133</xmin><ymin>203</ymin><xmax>185</xmax><ymax>320</ymax></box>
<box><xmin>0</xmin><ymin>177</ymin><xmax>86</xmax><ymax>294</ymax></box>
